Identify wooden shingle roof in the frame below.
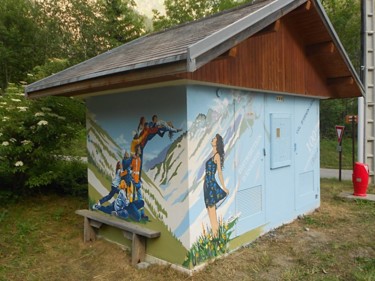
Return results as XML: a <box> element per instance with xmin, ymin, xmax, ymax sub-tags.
<box><xmin>25</xmin><ymin>0</ymin><xmax>363</xmax><ymax>98</ymax></box>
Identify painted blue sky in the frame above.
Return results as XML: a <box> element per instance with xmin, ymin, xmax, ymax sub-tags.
<box><xmin>86</xmin><ymin>86</ymin><xmax>186</xmax><ymax>161</ymax></box>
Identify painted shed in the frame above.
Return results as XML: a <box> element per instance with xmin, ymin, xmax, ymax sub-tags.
<box><xmin>25</xmin><ymin>0</ymin><xmax>363</xmax><ymax>271</ymax></box>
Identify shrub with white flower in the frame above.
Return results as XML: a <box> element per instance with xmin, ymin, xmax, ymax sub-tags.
<box><xmin>17</xmin><ymin>106</ymin><xmax>28</xmax><ymax>112</ymax></box>
<box><xmin>37</xmin><ymin>120</ymin><xmax>48</xmax><ymax>126</ymax></box>
<box><xmin>15</xmin><ymin>161</ymin><xmax>24</xmax><ymax>167</ymax></box>
<box><xmin>0</xmin><ymin>83</ymin><xmax>86</xmax><ymax>193</ymax></box>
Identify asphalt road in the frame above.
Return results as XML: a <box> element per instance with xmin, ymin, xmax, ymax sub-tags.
<box><xmin>320</xmin><ymin>168</ymin><xmax>352</xmax><ymax>180</ymax></box>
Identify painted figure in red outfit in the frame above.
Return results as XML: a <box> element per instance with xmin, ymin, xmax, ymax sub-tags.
<box><xmin>130</xmin><ymin>145</ymin><xmax>148</xmax><ymax>220</ymax></box>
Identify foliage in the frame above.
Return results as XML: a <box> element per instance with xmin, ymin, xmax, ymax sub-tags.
<box><xmin>0</xmin><ymin>84</ymin><xmax>86</xmax><ymax>197</ymax></box>
<box><xmin>35</xmin><ymin>0</ymin><xmax>147</xmax><ymax>65</ymax></box>
<box><xmin>0</xmin><ymin>0</ymin><xmax>51</xmax><ymax>90</ymax></box>
<box><xmin>0</xmin><ymin>0</ymin><xmax>148</xmax><ymax>92</ymax></box>
<box><xmin>320</xmin><ymin>0</ymin><xmax>361</xmax><ymax>139</ymax></box>
<box><xmin>99</xmin><ymin>0</ymin><xmax>147</xmax><ymax>47</ymax></box>
<box><xmin>152</xmin><ymin>0</ymin><xmax>253</xmax><ymax>31</ymax></box>
<box><xmin>320</xmin><ymin>98</ymin><xmax>357</xmax><ymax>139</ymax></box>
<box><xmin>182</xmin><ymin>216</ymin><xmax>238</xmax><ymax>268</ymax></box>
<box><xmin>322</xmin><ymin>0</ymin><xmax>361</xmax><ymax>72</ymax></box>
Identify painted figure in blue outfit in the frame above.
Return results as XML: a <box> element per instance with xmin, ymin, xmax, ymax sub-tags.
<box><xmin>95</xmin><ymin>186</ymin><xmax>145</xmax><ymax>222</ymax></box>
<box><xmin>203</xmin><ymin>134</ymin><xmax>229</xmax><ymax>238</ymax></box>
<box><xmin>92</xmin><ymin>161</ymin><xmax>122</xmax><ymax>209</ymax></box>
<box><xmin>121</xmin><ymin>151</ymin><xmax>132</xmax><ymax>187</ymax></box>
<box><xmin>94</xmin><ymin>188</ymin><xmax>129</xmax><ymax>218</ymax></box>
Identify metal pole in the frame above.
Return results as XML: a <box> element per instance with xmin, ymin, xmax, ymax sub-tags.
<box><xmin>339</xmin><ymin>139</ymin><xmax>342</xmax><ymax>181</ymax></box>
<box><xmin>358</xmin><ymin>0</ymin><xmax>365</xmax><ymax>163</ymax></box>
<box><xmin>352</xmin><ymin>117</ymin><xmax>355</xmax><ymax>170</ymax></box>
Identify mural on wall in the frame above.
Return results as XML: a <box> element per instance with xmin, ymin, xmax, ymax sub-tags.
<box><xmin>86</xmin><ymin>86</ymin><xmax>261</xmax><ymax>268</ymax></box>
<box><xmin>91</xmin><ymin>113</ymin><xmax>183</xmax><ymax>222</ymax></box>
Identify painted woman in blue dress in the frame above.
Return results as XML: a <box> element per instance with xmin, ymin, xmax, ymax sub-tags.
<box><xmin>204</xmin><ymin>134</ymin><xmax>229</xmax><ymax>237</ymax></box>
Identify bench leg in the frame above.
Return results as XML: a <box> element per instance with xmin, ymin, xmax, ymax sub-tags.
<box><xmin>132</xmin><ymin>233</ymin><xmax>146</xmax><ymax>265</ymax></box>
<box><xmin>83</xmin><ymin>217</ymin><xmax>96</xmax><ymax>242</ymax></box>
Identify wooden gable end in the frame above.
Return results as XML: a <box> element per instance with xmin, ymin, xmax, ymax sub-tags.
<box><xmin>177</xmin><ymin>2</ymin><xmax>361</xmax><ymax>99</ymax></box>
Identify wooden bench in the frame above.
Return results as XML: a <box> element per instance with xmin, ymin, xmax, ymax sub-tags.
<box><xmin>75</xmin><ymin>209</ymin><xmax>160</xmax><ymax>265</ymax></box>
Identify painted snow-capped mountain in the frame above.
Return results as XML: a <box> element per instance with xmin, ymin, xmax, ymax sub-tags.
<box><xmin>87</xmin><ymin>113</ymin><xmax>123</xmax><ymax>179</ymax></box>
<box><xmin>87</xmin><ymin>91</ymin><xmax>257</xmax><ymax>249</ymax></box>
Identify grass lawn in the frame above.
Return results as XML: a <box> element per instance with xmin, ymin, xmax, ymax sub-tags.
<box><xmin>0</xmin><ymin>179</ymin><xmax>374</xmax><ymax>280</ymax></box>
<box><xmin>320</xmin><ymin>138</ymin><xmax>356</xmax><ymax>169</ymax></box>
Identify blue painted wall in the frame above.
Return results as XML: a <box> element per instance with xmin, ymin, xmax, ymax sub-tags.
<box><xmin>85</xmin><ymin>84</ymin><xmax>320</xmax><ymax>268</ymax></box>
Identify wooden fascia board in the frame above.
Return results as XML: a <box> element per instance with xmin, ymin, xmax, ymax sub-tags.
<box><xmin>26</xmin><ymin>61</ymin><xmax>187</xmax><ymax>99</ymax></box>
<box><xmin>187</xmin><ymin>0</ymin><xmax>308</xmax><ymax>72</ymax></box>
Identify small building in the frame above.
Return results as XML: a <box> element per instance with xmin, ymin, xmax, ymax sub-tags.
<box><xmin>26</xmin><ymin>0</ymin><xmax>363</xmax><ymax>272</ymax></box>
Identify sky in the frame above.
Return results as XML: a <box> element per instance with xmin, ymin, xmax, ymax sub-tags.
<box><xmin>86</xmin><ymin>87</ymin><xmax>186</xmax><ymax>163</ymax></box>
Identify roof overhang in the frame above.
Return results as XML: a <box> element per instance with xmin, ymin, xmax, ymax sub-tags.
<box><xmin>25</xmin><ymin>0</ymin><xmax>364</xmax><ymax>99</ymax></box>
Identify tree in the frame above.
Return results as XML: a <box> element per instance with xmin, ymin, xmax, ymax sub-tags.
<box><xmin>322</xmin><ymin>0</ymin><xmax>361</xmax><ymax>72</ymax></box>
<box><xmin>152</xmin><ymin>0</ymin><xmax>253</xmax><ymax>31</ymax></box>
<box><xmin>99</xmin><ymin>0</ymin><xmax>147</xmax><ymax>47</ymax></box>
<box><xmin>0</xmin><ymin>0</ymin><xmax>51</xmax><ymax>90</ymax></box>
<box><xmin>320</xmin><ymin>0</ymin><xmax>361</xmax><ymax>139</ymax></box>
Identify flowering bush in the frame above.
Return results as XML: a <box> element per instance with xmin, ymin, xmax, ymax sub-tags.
<box><xmin>0</xmin><ymin>83</ymin><xmax>86</xmax><ymax>198</ymax></box>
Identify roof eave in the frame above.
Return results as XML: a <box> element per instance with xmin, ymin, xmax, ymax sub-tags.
<box><xmin>25</xmin><ymin>53</ymin><xmax>188</xmax><ymax>96</ymax></box>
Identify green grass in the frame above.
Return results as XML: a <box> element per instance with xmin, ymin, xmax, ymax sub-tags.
<box><xmin>0</xmin><ymin>180</ymin><xmax>374</xmax><ymax>280</ymax></box>
<box><xmin>320</xmin><ymin>138</ymin><xmax>356</xmax><ymax>169</ymax></box>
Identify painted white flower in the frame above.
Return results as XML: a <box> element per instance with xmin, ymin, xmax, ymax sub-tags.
<box><xmin>0</xmin><ymin>102</ymin><xmax>7</xmax><ymax>105</ymax></box>
<box><xmin>35</xmin><ymin>112</ymin><xmax>45</xmax><ymax>117</ymax></box>
<box><xmin>17</xmin><ymin>106</ymin><xmax>28</xmax><ymax>112</ymax></box>
<box><xmin>2</xmin><ymin>117</ymin><xmax>9</xmax><ymax>121</ymax></box>
<box><xmin>37</xmin><ymin>120</ymin><xmax>48</xmax><ymax>126</ymax></box>
<box><xmin>58</xmin><ymin>116</ymin><xmax>66</xmax><ymax>120</ymax></box>
<box><xmin>15</xmin><ymin>161</ymin><xmax>24</xmax><ymax>167</ymax></box>
<box><xmin>48</xmin><ymin>113</ymin><xmax>59</xmax><ymax>118</ymax></box>
<box><xmin>21</xmin><ymin>140</ymin><xmax>31</xmax><ymax>145</ymax></box>
<box><xmin>9</xmin><ymin>138</ymin><xmax>16</xmax><ymax>143</ymax></box>
<box><xmin>41</xmin><ymin>107</ymin><xmax>52</xmax><ymax>112</ymax></box>
<box><xmin>11</xmin><ymin>98</ymin><xmax>21</xmax><ymax>102</ymax></box>
<box><xmin>2</xmin><ymin>141</ymin><xmax>9</xmax><ymax>146</ymax></box>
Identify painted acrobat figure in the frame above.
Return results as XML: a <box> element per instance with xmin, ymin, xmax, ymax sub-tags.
<box><xmin>92</xmin><ymin>160</ymin><xmax>122</xmax><ymax>209</ymax></box>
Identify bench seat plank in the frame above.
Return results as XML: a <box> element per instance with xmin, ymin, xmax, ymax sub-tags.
<box><xmin>75</xmin><ymin>209</ymin><xmax>160</xmax><ymax>238</ymax></box>
<box><xmin>76</xmin><ymin>209</ymin><xmax>161</xmax><ymax>266</ymax></box>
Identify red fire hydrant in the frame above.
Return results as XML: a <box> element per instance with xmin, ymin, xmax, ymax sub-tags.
<box><xmin>352</xmin><ymin>162</ymin><xmax>369</xmax><ymax>197</ymax></box>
